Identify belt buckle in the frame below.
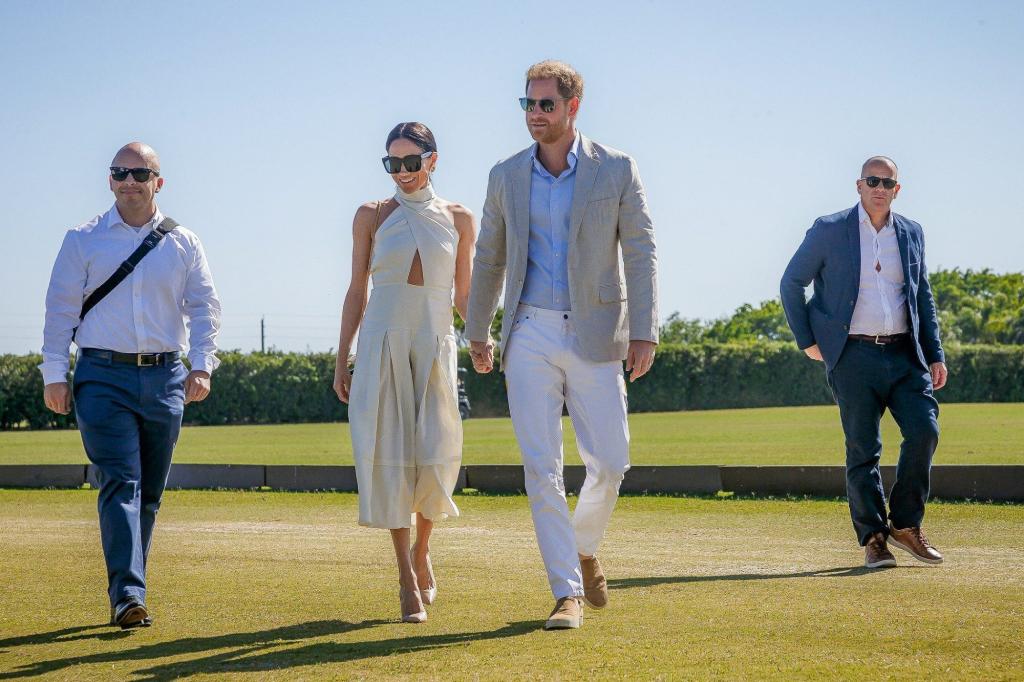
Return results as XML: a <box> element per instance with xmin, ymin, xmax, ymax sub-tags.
<box><xmin>137</xmin><ymin>354</ymin><xmax>158</xmax><ymax>367</ymax></box>
<box><xmin>874</xmin><ymin>335</ymin><xmax>884</xmax><ymax>345</ymax></box>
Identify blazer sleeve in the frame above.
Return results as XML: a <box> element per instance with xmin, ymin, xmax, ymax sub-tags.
<box><xmin>466</xmin><ymin>164</ymin><xmax>508</xmax><ymax>342</ymax></box>
<box><xmin>780</xmin><ymin>221</ymin><xmax>825</xmax><ymax>350</ymax></box>
<box><xmin>915</xmin><ymin>232</ymin><xmax>945</xmax><ymax>365</ymax></box>
<box><xmin>618</xmin><ymin>157</ymin><xmax>659</xmax><ymax>343</ymax></box>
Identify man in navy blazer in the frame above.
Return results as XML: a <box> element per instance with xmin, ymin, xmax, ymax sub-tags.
<box><xmin>781</xmin><ymin>156</ymin><xmax>948</xmax><ymax>569</ymax></box>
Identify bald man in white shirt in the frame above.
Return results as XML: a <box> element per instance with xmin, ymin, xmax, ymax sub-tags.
<box><xmin>41</xmin><ymin>142</ymin><xmax>221</xmax><ymax>629</ymax></box>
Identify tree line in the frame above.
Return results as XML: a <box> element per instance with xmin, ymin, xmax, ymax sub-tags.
<box><xmin>659</xmin><ymin>269</ymin><xmax>1024</xmax><ymax>346</ymax></box>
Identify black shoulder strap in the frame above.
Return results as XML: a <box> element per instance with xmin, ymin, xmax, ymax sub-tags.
<box><xmin>72</xmin><ymin>217</ymin><xmax>179</xmax><ymax>341</ymax></box>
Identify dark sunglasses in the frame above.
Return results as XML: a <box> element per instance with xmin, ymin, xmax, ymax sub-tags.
<box><xmin>110</xmin><ymin>167</ymin><xmax>160</xmax><ymax>182</ymax></box>
<box><xmin>381</xmin><ymin>151</ymin><xmax>433</xmax><ymax>174</ymax></box>
<box><xmin>861</xmin><ymin>176</ymin><xmax>897</xmax><ymax>190</ymax></box>
<box><xmin>519</xmin><ymin>97</ymin><xmax>570</xmax><ymax>113</ymax></box>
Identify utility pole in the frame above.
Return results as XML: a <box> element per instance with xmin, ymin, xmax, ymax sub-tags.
<box><xmin>260</xmin><ymin>316</ymin><xmax>265</xmax><ymax>353</ymax></box>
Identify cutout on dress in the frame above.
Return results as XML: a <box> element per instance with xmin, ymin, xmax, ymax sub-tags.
<box><xmin>407</xmin><ymin>250</ymin><xmax>425</xmax><ymax>286</ymax></box>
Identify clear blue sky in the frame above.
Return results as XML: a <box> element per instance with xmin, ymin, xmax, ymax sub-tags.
<box><xmin>2</xmin><ymin>1</ymin><xmax>1022</xmax><ymax>354</ymax></box>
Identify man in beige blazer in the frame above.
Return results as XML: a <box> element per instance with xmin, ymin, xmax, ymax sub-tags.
<box><xmin>467</xmin><ymin>60</ymin><xmax>658</xmax><ymax>631</ymax></box>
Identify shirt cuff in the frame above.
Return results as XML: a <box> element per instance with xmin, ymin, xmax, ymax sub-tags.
<box><xmin>187</xmin><ymin>352</ymin><xmax>220</xmax><ymax>374</ymax></box>
<box><xmin>39</xmin><ymin>361</ymin><xmax>71</xmax><ymax>386</ymax></box>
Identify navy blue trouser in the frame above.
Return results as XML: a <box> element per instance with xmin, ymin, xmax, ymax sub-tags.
<box><xmin>827</xmin><ymin>338</ymin><xmax>940</xmax><ymax>546</ymax></box>
<box><xmin>73</xmin><ymin>353</ymin><xmax>186</xmax><ymax>607</ymax></box>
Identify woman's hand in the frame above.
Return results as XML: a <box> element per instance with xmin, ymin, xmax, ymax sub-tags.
<box><xmin>334</xmin><ymin>363</ymin><xmax>352</xmax><ymax>403</ymax></box>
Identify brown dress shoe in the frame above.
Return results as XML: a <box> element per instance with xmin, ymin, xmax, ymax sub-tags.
<box><xmin>580</xmin><ymin>555</ymin><xmax>608</xmax><ymax>609</ymax></box>
<box><xmin>113</xmin><ymin>598</ymin><xmax>151</xmax><ymax>630</ymax></box>
<box><xmin>544</xmin><ymin>597</ymin><xmax>583</xmax><ymax>630</ymax></box>
<box><xmin>888</xmin><ymin>525</ymin><xmax>943</xmax><ymax>565</ymax></box>
<box><xmin>864</xmin><ymin>532</ymin><xmax>897</xmax><ymax>568</ymax></box>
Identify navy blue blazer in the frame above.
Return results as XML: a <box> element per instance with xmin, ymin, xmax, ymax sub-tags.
<box><xmin>780</xmin><ymin>204</ymin><xmax>945</xmax><ymax>373</ymax></box>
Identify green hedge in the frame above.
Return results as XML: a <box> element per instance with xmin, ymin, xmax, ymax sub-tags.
<box><xmin>2</xmin><ymin>344</ymin><xmax>1021</xmax><ymax>429</ymax></box>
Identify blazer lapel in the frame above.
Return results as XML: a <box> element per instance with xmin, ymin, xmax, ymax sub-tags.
<box><xmin>511</xmin><ymin>152</ymin><xmax>533</xmax><ymax>269</ymax></box>
<box><xmin>569</xmin><ymin>135</ymin><xmax>600</xmax><ymax>242</ymax></box>
<box><xmin>846</xmin><ymin>205</ymin><xmax>861</xmax><ymax>305</ymax></box>
<box><xmin>894</xmin><ymin>214</ymin><xmax>913</xmax><ymax>294</ymax></box>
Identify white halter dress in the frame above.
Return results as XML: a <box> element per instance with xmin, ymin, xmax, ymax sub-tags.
<box><xmin>349</xmin><ymin>184</ymin><xmax>462</xmax><ymax>528</ymax></box>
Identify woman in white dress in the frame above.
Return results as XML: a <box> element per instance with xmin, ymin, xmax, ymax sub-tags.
<box><xmin>333</xmin><ymin>122</ymin><xmax>475</xmax><ymax>623</ymax></box>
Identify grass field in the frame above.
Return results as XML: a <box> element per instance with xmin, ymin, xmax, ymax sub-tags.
<box><xmin>1</xmin><ymin>404</ymin><xmax>1022</xmax><ymax>467</ymax></box>
<box><xmin>0</xmin><ymin>490</ymin><xmax>1020</xmax><ymax>680</ymax></box>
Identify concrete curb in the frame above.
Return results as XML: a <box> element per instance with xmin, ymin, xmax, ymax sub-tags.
<box><xmin>0</xmin><ymin>464</ymin><xmax>87</xmax><ymax>488</ymax></box>
<box><xmin>1</xmin><ymin>464</ymin><xmax>1022</xmax><ymax>501</ymax></box>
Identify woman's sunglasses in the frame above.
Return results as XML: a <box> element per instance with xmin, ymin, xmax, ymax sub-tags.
<box><xmin>382</xmin><ymin>151</ymin><xmax>433</xmax><ymax>174</ymax></box>
<box><xmin>861</xmin><ymin>176</ymin><xmax>897</xmax><ymax>190</ymax></box>
<box><xmin>519</xmin><ymin>97</ymin><xmax>570</xmax><ymax>113</ymax></box>
<box><xmin>110</xmin><ymin>167</ymin><xmax>160</xmax><ymax>182</ymax></box>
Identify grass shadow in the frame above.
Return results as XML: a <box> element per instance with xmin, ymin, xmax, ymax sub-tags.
<box><xmin>2</xmin><ymin>618</ymin><xmax>540</xmax><ymax>680</ymax></box>
<box><xmin>0</xmin><ymin>619</ymin><xmax>385</xmax><ymax>680</ymax></box>
<box><xmin>0</xmin><ymin>624</ymin><xmax>130</xmax><ymax>651</ymax></box>
<box><xmin>609</xmin><ymin>565</ymin><xmax>875</xmax><ymax>589</ymax></box>
<box><xmin>129</xmin><ymin>620</ymin><xmax>538</xmax><ymax>680</ymax></box>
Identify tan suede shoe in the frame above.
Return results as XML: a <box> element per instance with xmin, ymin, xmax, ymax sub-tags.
<box><xmin>544</xmin><ymin>597</ymin><xmax>583</xmax><ymax>630</ymax></box>
<box><xmin>580</xmin><ymin>555</ymin><xmax>608</xmax><ymax>609</ymax></box>
<box><xmin>888</xmin><ymin>525</ymin><xmax>943</xmax><ymax>565</ymax></box>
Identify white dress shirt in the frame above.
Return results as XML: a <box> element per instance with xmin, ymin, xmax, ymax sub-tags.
<box><xmin>40</xmin><ymin>205</ymin><xmax>221</xmax><ymax>385</ymax></box>
<box><xmin>849</xmin><ymin>203</ymin><xmax>909</xmax><ymax>336</ymax></box>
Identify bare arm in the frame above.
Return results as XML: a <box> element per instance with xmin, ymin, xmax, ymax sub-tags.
<box><xmin>450</xmin><ymin>203</ymin><xmax>477</xmax><ymax>324</ymax></box>
<box><xmin>333</xmin><ymin>202</ymin><xmax>379</xmax><ymax>402</ymax></box>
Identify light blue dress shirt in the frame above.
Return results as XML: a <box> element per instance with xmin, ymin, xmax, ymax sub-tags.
<box><xmin>520</xmin><ymin>133</ymin><xmax>581</xmax><ymax>311</ymax></box>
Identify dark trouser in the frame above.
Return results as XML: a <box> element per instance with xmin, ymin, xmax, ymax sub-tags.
<box><xmin>827</xmin><ymin>337</ymin><xmax>940</xmax><ymax>546</ymax></box>
<box><xmin>73</xmin><ymin>353</ymin><xmax>186</xmax><ymax>607</ymax></box>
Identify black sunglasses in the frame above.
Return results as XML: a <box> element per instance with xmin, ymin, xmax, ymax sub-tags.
<box><xmin>861</xmin><ymin>176</ymin><xmax>897</xmax><ymax>190</ymax></box>
<box><xmin>381</xmin><ymin>151</ymin><xmax>433</xmax><ymax>174</ymax></box>
<box><xmin>519</xmin><ymin>97</ymin><xmax>571</xmax><ymax>113</ymax></box>
<box><xmin>110</xmin><ymin>167</ymin><xmax>160</xmax><ymax>182</ymax></box>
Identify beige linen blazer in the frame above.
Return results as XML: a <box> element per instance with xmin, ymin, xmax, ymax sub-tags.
<box><xmin>467</xmin><ymin>134</ymin><xmax>658</xmax><ymax>367</ymax></box>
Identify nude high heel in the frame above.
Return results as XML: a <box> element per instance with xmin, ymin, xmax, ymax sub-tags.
<box><xmin>399</xmin><ymin>585</ymin><xmax>426</xmax><ymax>623</ymax></box>
<box><xmin>411</xmin><ymin>545</ymin><xmax>437</xmax><ymax>605</ymax></box>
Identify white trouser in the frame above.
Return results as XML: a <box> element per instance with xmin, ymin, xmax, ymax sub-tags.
<box><xmin>504</xmin><ymin>304</ymin><xmax>630</xmax><ymax>599</ymax></box>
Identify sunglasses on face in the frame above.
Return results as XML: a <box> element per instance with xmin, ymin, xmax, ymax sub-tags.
<box><xmin>381</xmin><ymin>151</ymin><xmax>433</xmax><ymax>174</ymax></box>
<box><xmin>519</xmin><ymin>97</ymin><xmax>570</xmax><ymax>113</ymax></box>
<box><xmin>110</xmin><ymin>167</ymin><xmax>159</xmax><ymax>182</ymax></box>
<box><xmin>861</xmin><ymin>176</ymin><xmax>897</xmax><ymax>190</ymax></box>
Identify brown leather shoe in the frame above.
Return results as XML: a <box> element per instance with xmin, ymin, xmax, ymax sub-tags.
<box><xmin>113</xmin><ymin>598</ymin><xmax>151</xmax><ymax>630</ymax></box>
<box><xmin>888</xmin><ymin>525</ymin><xmax>943</xmax><ymax>565</ymax></box>
<box><xmin>544</xmin><ymin>597</ymin><xmax>583</xmax><ymax>630</ymax></box>
<box><xmin>864</xmin><ymin>532</ymin><xmax>897</xmax><ymax>568</ymax></box>
<box><xmin>579</xmin><ymin>555</ymin><xmax>608</xmax><ymax>609</ymax></box>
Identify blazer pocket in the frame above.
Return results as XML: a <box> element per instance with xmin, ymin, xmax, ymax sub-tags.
<box><xmin>599</xmin><ymin>282</ymin><xmax>627</xmax><ymax>303</ymax></box>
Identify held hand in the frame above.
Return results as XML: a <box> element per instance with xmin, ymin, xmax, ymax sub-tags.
<box><xmin>930</xmin><ymin>362</ymin><xmax>949</xmax><ymax>390</ymax></box>
<box><xmin>334</xmin><ymin>364</ymin><xmax>353</xmax><ymax>403</ymax></box>
<box><xmin>469</xmin><ymin>339</ymin><xmax>495</xmax><ymax>374</ymax></box>
<box><xmin>804</xmin><ymin>344</ymin><xmax>824</xmax><ymax>362</ymax></box>
<box><xmin>43</xmin><ymin>382</ymin><xmax>72</xmax><ymax>415</ymax></box>
<box><xmin>625</xmin><ymin>340</ymin><xmax>657</xmax><ymax>382</ymax></box>
<box><xmin>184</xmin><ymin>370</ymin><xmax>211</xmax><ymax>404</ymax></box>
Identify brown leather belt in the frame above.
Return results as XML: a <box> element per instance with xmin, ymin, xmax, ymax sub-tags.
<box><xmin>848</xmin><ymin>333</ymin><xmax>910</xmax><ymax>345</ymax></box>
<box><xmin>81</xmin><ymin>348</ymin><xmax>180</xmax><ymax>367</ymax></box>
